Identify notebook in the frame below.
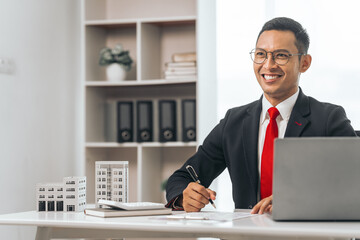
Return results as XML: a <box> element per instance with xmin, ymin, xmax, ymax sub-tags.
<box><xmin>85</xmin><ymin>200</ymin><xmax>172</xmax><ymax>218</ymax></box>
<box><xmin>84</xmin><ymin>207</ymin><xmax>172</xmax><ymax>218</ymax></box>
<box><xmin>272</xmin><ymin>137</ymin><xmax>360</xmax><ymax>221</ymax></box>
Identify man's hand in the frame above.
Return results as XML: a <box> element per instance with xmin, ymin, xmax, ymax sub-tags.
<box><xmin>181</xmin><ymin>182</ymin><xmax>216</xmax><ymax>212</ymax></box>
<box><xmin>251</xmin><ymin>195</ymin><xmax>273</xmax><ymax>214</ymax></box>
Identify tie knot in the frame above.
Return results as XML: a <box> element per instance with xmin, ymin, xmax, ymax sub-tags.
<box><xmin>268</xmin><ymin>107</ymin><xmax>280</xmax><ymax>120</ymax></box>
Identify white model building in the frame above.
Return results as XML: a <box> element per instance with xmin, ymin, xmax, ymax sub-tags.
<box><xmin>95</xmin><ymin>161</ymin><xmax>128</xmax><ymax>206</ymax></box>
<box><xmin>36</xmin><ymin>176</ymin><xmax>86</xmax><ymax>212</ymax></box>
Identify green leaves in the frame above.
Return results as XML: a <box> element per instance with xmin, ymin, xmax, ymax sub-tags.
<box><xmin>99</xmin><ymin>44</ymin><xmax>133</xmax><ymax>70</ymax></box>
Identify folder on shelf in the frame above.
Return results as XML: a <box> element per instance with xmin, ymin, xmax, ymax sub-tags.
<box><xmin>137</xmin><ymin>101</ymin><xmax>153</xmax><ymax>142</ymax></box>
<box><xmin>117</xmin><ymin>101</ymin><xmax>134</xmax><ymax>143</ymax></box>
<box><xmin>159</xmin><ymin>100</ymin><xmax>177</xmax><ymax>142</ymax></box>
<box><xmin>182</xmin><ymin>99</ymin><xmax>196</xmax><ymax>142</ymax></box>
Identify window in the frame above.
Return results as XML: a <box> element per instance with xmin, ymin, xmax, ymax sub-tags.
<box><xmin>48</xmin><ymin>188</ymin><xmax>54</xmax><ymax>191</ymax></box>
<box><xmin>56</xmin><ymin>201</ymin><xmax>63</xmax><ymax>211</ymax></box>
<box><xmin>67</xmin><ymin>205</ymin><xmax>75</xmax><ymax>211</ymax></box>
<box><xmin>66</xmin><ymin>188</ymin><xmax>75</xmax><ymax>192</ymax></box>
<box><xmin>57</xmin><ymin>188</ymin><xmax>63</xmax><ymax>191</ymax></box>
<box><xmin>48</xmin><ymin>201</ymin><xmax>55</xmax><ymax>211</ymax></box>
<box><xmin>38</xmin><ymin>201</ymin><xmax>46</xmax><ymax>211</ymax></box>
<box><xmin>39</xmin><ymin>195</ymin><xmax>45</xmax><ymax>199</ymax></box>
<box><xmin>39</xmin><ymin>188</ymin><xmax>45</xmax><ymax>191</ymax></box>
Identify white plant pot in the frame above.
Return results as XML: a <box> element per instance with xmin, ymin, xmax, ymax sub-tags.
<box><xmin>106</xmin><ymin>63</ymin><xmax>126</xmax><ymax>81</ymax></box>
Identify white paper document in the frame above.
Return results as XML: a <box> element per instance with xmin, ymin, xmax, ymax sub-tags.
<box><xmin>166</xmin><ymin>211</ymin><xmax>254</xmax><ymax>221</ymax></box>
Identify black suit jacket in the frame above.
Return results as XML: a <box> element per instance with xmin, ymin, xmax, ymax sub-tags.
<box><xmin>166</xmin><ymin>89</ymin><xmax>356</xmax><ymax>209</ymax></box>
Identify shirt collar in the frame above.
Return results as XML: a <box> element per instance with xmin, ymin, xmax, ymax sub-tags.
<box><xmin>260</xmin><ymin>88</ymin><xmax>300</xmax><ymax>124</ymax></box>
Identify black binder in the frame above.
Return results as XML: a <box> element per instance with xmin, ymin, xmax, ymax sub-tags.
<box><xmin>159</xmin><ymin>100</ymin><xmax>177</xmax><ymax>142</ymax></box>
<box><xmin>117</xmin><ymin>101</ymin><xmax>133</xmax><ymax>142</ymax></box>
<box><xmin>137</xmin><ymin>101</ymin><xmax>153</xmax><ymax>142</ymax></box>
<box><xmin>182</xmin><ymin>99</ymin><xmax>196</xmax><ymax>142</ymax></box>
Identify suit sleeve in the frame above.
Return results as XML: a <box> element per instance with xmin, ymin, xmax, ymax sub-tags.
<box><xmin>165</xmin><ymin>110</ymin><xmax>231</xmax><ymax>204</ymax></box>
<box><xmin>326</xmin><ymin>106</ymin><xmax>357</xmax><ymax>136</ymax></box>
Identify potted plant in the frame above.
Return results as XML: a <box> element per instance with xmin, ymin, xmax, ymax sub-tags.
<box><xmin>99</xmin><ymin>44</ymin><xmax>133</xmax><ymax>81</ymax></box>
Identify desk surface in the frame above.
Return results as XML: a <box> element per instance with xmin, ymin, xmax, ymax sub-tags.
<box><xmin>1</xmin><ymin>211</ymin><xmax>360</xmax><ymax>239</ymax></box>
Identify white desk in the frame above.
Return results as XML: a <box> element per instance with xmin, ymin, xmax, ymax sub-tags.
<box><xmin>0</xmin><ymin>211</ymin><xmax>359</xmax><ymax>240</ymax></box>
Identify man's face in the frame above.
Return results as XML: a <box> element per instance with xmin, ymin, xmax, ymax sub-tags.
<box><xmin>253</xmin><ymin>30</ymin><xmax>311</xmax><ymax>106</ymax></box>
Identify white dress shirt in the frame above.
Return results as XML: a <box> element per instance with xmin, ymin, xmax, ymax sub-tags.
<box><xmin>257</xmin><ymin>88</ymin><xmax>299</xmax><ymax>199</ymax></box>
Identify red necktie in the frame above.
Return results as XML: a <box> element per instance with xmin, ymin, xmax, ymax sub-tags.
<box><xmin>260</xmin><ymin>107</ymin><xmax>280</xmax><ymax>199</ymax></box>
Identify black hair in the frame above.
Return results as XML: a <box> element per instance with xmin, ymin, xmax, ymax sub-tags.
<box><xmin>257</xmin><ymin>17</ymin><xmax>310</xmax><ymax>54</ymax></box>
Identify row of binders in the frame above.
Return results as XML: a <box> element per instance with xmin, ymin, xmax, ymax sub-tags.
<box><xmin>105</xmin><ymin>99</ymin><xmax>196</xmax><ymax>143</ymax></box>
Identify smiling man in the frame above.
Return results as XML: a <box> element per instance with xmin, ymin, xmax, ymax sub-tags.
<box><xmin>165</xmin><ymin>17</ymin><xmax>356</xmax><ymax>214</ymax></box>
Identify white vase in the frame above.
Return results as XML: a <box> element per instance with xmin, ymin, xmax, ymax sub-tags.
<box><xmin>106</xmin><ymin>63</ymin><xmax>126</xmax><ymax>81</ymax></box>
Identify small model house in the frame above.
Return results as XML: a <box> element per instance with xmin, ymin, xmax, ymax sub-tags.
<box><xmin>36</xmin><ymin>176</ymin><xmax>86</xmax><ymax>212</ymax></box>
<box><xmin>95</xmin><ymin>161</ymin><xmax>128</xmax><ymax>206</ymax></box>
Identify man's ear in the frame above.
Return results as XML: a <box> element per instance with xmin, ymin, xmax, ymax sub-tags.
<box><xmin>300</xmin><ymin>54</ymin><xmax>312</xmax><ymax>73</ymax></box>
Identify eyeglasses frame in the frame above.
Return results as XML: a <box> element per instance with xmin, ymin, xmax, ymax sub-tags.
<box><xmin>249</xmin><ymin>48</ymin><xmax>306</xmax><ymax>65</ymax></box>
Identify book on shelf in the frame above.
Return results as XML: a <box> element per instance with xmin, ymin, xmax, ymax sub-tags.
<box><xmin>165</xmin><ymin>70</ymin><xmax>196</xmax><ymax>76</ymax></box>
<box><xmin>166</xmin><ymin>66</ymin><xmax>197</xmax><ymax>72</ymax></box>
<box><xmin>172</xmin><ymin>52</ymin><xmax>196</xmax><ymax>62</ymax></box>
<box><xmin>84</xmin><ymin>207</ymin><xmax>173</xmax><ymax>218</ymax></box>
<box><xmin>164</xmin><ymin>75</ymin><xmax>197</xmax><ymax>80</ymax></box>
<box><xmin>166</xmin><ymin>61</ymin><xmax>196</xmax><ymax>67</ymax></box>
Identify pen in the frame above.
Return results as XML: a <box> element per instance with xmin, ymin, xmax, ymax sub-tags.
<box><xmin>185</xmin><ymin>165</ymin><xmax>216</xmax><ymax>209</ymax></box>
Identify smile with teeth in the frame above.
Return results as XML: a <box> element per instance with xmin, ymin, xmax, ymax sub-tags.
<box><xmin>262</xmin><ymin>74</ymin><xmax>282</xmax><ymax>80</ymax></box>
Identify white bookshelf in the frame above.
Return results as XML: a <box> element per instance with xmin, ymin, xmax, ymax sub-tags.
<box><xmin>81</xmin><ymin>0</ymin><xmax>198</xmax><ymax>204</ymax></box>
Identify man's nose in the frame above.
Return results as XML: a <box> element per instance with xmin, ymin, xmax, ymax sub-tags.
<box><xmin>263</xmin><ymin>53</ymin><xmax>277</xmax><ymax>68</ymax></box>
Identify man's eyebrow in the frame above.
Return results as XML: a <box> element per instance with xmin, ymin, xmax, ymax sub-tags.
<box><xmin>255</xmin><ymin>48</ymin><xmax>290</xmax><ymax>52</ymax></box>
<box><xmin>273</xmin><ymin>49</ymin><xmax>290</xmax><ymax>52</ymax></box>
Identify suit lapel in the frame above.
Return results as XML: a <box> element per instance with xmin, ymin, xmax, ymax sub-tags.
<box><xmin>242</xmin><ymin>98</ymin><xmax>262</xmax><ymax>192</ymax></box>
<box><xmin>285</xmin><ymin>88</ymin><xmax>310</xmax><ymax>137</ymax></box>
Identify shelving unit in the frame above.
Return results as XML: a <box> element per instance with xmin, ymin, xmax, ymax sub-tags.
<box><xmin>81</xmin><ymin>0</ymin><xmax>198</xmax><ymax>204</ymax></box>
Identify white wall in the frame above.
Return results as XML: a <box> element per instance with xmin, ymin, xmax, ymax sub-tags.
<box><xmin>215</xmin><ymin>0</ymin><xmax>360</xmax><ymax>210</ymax></box>
<box><xmin>0</xmin><ymin>0</ymin><xmax>80</xmax><ymax>239</ymax></box>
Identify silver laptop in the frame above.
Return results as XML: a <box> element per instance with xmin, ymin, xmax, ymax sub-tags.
<box><xmin>272</xmin><ymin>137</ymin><xmax>360</xmax><ymax>221</ymax></box>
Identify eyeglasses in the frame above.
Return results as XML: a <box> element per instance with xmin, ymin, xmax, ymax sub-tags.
<box><xmin>249</xmin><ymin>48</ymin><xmax>305</xmax><ymax>65</ymax></box>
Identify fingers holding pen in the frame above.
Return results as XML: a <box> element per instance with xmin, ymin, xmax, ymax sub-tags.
<box><xmin>183</xmin><ymin>182</ymin><xmax>216</xmax><ymax>212</ymax></box>
<box><xmin>206</xmin><ymin>188</ymin><xmax>216</xmax><ymax>201</ymax></box>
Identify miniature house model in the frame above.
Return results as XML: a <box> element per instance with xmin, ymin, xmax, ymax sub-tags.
<box><xmin>36</xmin><ymin>176</ymin><xmax>86</xmax><ymax>212</ymax></box>
<box><xmin>95</xmin><ymin>161</ymin><xmax>128</xmax><ymax>206</ymax></box>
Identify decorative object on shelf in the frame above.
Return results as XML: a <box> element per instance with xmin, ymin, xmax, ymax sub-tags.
<box><xmin>164</xmin><ymin>52</ymin><xmax>197</xmax><ymax>80</ymax></box>
<box><xmin>99</xmin><ymin>44</ymin><xmax>133</xmax><ymax>81</ymax></box>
